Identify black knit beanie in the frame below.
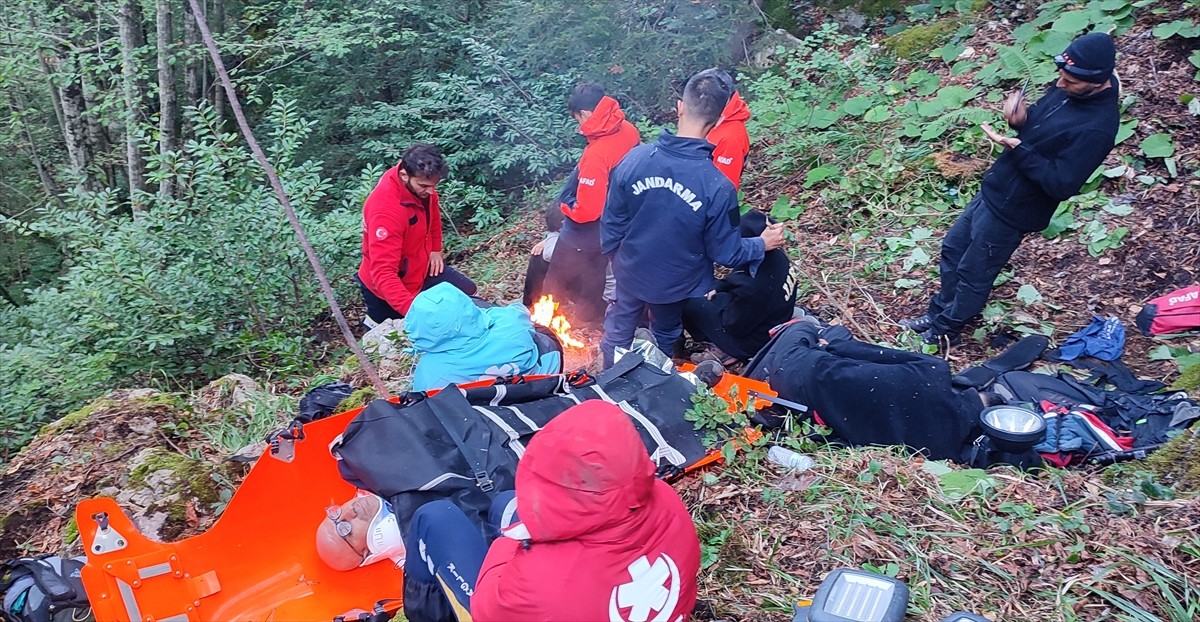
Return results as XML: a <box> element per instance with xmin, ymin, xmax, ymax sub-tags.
<box><xmin>1061</xmin><ymin>32</ymin><xmax>1116</xmax><ymax>84</ymax></box>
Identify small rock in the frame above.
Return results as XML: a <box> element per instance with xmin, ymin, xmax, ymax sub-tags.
<box><xmin>362</xmin><ymin>318</ymin><xmax>408</xmax><ymax>358</ymax></box>
<box><xmin>127</xmin><ymin>416</ymin><xmax>158</xmax><ymax>436</ymax></box>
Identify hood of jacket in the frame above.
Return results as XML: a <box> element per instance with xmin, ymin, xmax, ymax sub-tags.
<box><xmin>514</xmin><ymin>400</ymin><xmax>657</xmax><ymax>543</ymax></box>
<box><xmin>405</xmin><ymin>282</ymin><xmax>488</xmax><ymax>354</ymax></box>
<box><xmin>579</xmin><ymin>96</ymin><xmax>629</xmax><ymax>142</ymax></box>
<box><xmin>718</xmin><ymin>91</ymin><xmax>751</xmax><ymax>124</ymax></box>
<box><xmin>654</xmin><ymin>128</ymin><xmax>717</xmax><ymax>160</ymax></box>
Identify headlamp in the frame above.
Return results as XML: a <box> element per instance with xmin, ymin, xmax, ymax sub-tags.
<box><xmin>979</xmin><ymin>405</ymin><xmax>1046</xmax><ymax>454</ymax></box>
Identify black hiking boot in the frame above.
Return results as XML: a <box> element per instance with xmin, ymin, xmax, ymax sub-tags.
<box><xmin>899</xmin><ymin>314</ymin><xmax>933</xmax><ymax>333</ymax></box>
<box><xmin>920</xmin><ymin>328</ymin><xmax>962</xmax><ymax>349</ymax></box>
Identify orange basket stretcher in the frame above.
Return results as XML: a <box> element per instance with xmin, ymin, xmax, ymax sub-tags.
<box><xmin>74</xmin><ymin>372</ymin><xmax>775</xmax><ymax>621</ymax></box>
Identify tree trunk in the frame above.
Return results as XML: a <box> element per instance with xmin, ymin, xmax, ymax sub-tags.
<box><xmin>57</xmin><ymin>66</ymin><xmax>94</xmax><ymax>190</ymax></box>
<box><xmin>156</xmin><ymin>0</ymin><xmax>177</xmax><ymax>200</ymax></box>
<box><xmin>119</xmin><ymin>0</ymin><xmax>148</xmax><ymax>211</ymax></box>
<box><xmin>79</xmin><ymin>66</ymin><xmax>115</xmax><ymax>189</ymax></box>
<box><xmin>210</xmin><ymin>0</ymin><xmax>224</xmax><ymax>120</ymax></box>
<box><xmin>182</xmin><ymin>0</ymin><xmax>202</xmax><ymax>141</ymax></box>
<box><xmin>6</xmin><ymin>92</ymin><xmax>65</xmax><ymax>210</ymax></box>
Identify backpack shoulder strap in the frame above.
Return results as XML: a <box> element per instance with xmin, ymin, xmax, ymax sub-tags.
<box><xmin>425</xmin><ymin>387</ymin><xmax>496</xmax><ymax>494</ymax></box>
<box><xmin>952</xmin><ymin>335</ymin><xmax>1049</xmax><ymax>390</ymax></box>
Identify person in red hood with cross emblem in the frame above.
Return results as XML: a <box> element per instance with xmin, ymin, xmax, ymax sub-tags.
<box><xmin>356</xmin><ymin>144</ymin><xmax>477</xmax><ymax>326</ymax></box>
<box><xmin>542</xmin><ymin>84</ymin><xmax>640</xmax><ymax>326</ymax></box>
<box><xmin>706</xmin><ymin>83</ymin><xmax>751</xmax><ymax>190</ymax></box>
<box><xmin>383</xmin><ymin>400</ymin><xmax>700</xmax><ymax>622</ymax></box>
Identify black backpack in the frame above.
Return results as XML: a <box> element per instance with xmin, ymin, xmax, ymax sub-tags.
<box><xmin>1</xmin><ymin>556</ymin><xmax>93</xmax><ymax>622</ymax></box>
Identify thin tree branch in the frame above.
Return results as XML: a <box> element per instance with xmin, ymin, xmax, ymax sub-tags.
<box><xmin>186</xmin><ymin>0</ymin><xmax>389</xmax><ymax>398</ymax></box>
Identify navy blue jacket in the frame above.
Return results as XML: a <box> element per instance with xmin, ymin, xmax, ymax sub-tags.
<box><xmin>601</xmin><ymin>130</ymin><xmax>764</xmax><ymax>304</ymax></box>
<box><xmin>980</xmin><ymin>78</ymin><xmax>1120</xmax><ymax>233</ymax></box>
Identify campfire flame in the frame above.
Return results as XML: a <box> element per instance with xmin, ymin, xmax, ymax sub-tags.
<box><xmin>530</xmin><ymin>295</ymin><xmax>586</xmax><ymax>349</ymax></box>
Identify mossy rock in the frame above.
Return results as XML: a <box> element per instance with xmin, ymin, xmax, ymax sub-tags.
<box><xmin>883</xmin><ymin>17</ymin><xmax>961</xmax><ymax>60</ymax></box>
<box><xmin>39</xmin><ymin>398</ymin><xmax>115</xmax><ymax>436</ymax></box>
<box><xmin>1168</xmin><ymin>363</ymin><xmax>1200</xmax><ymax>393</ymax></box>
<box><xmin>128</xmin><ymin>449</ymin><xmax>223</xmax><ymax>507</ymax></box>
<box><xmin>337</xmin><ymin>387</ymin><xmax>377</xmax><ymax>413</ymax></box>
<box><xmin>1143</xmin><ymin>427</ymin><xmax>1200</xmax><ymax>493</ymax></box>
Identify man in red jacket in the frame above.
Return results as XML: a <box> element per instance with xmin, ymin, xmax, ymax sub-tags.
<box><xmin>396</xmin><ymin>400</ymin><xmax>701</xmax><ymax>622</ymax></box>
<box><xmin>706</xmin><ymin>87</ymin><xmax>751</xmax><ymax>189</ymax></box>
<box><xmin>543</xmin><ymin>84</ymin><xmax>640</xmax><ymax>325</ymax></box>
<box><xmin>356</xmin><ymin>144</ymin><xmax>477</xmax><ymax>325</ymax></box>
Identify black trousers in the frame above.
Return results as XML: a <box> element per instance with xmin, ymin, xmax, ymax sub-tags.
<box><xmin>357</xmin><ymin>267</ymin><xmax>477</xmax><ymax>323</ymax></box>
<box><xmin>522</xmin><ymin>254</ymin><xmax>551</xmax><ymax>308</ymax></box>
<box><xmin>927</xmin><ymin>194</ymin><xmax>1026</xmax><ymax>334</ymax></box>
<box><xmin>682</xmin><ymin>294</ymin><xmax>768</xmax><ymax>361</ymax></box>
<box><xmin>543</xmin><ymin>220</ymin><xmax>607</xmax><ymax>324</ymax></box>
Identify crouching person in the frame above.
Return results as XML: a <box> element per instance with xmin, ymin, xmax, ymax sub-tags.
<box><xmin>317</xmin><ymin>401</ymin><xmax>702</xmax><ymax>622</ymax></box>
<box><xmin>405</xmin><ymin>282</ymin><xmax>561</xmax><ymax>392</ymax></box>
<box><xmin>683</xmin><ymin>210</ymin><xmax>796</xmax><ymax>365</ymax></box>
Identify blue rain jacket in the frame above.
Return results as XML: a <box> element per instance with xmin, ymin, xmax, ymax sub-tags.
<box><xmin>407</xmin><ymin>283</ymin><xmax>554</xmax><ymax>391</ymax></box>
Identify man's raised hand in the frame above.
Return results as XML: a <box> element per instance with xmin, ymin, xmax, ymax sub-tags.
<box><xmin>761</xmin><ymin>222</ymin><xmax>786</xmax><ymax>251</ymax></box>
<box><xmin>1003</xmin><ymin>88</ymin><xmax>1027</xmax><ymax>129</ymax></box>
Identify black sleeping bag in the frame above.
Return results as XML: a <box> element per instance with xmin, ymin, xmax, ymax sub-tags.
<box><xmin>746</xmin><ymin>323</ymin><xmax>981</xmax><ymax>460</ymax></box>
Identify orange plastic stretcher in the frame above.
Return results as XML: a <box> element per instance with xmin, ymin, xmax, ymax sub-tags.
<box><xmin>75</xmin><ymin>372</ymin><xmax>774</xmax><ymax>621</ymax></box>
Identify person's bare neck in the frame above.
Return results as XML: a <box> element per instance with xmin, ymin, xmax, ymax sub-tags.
<box><xmin>676</xmin><ymin>117</ymin><xmax>712</xmax><ymax>139</ymax></box>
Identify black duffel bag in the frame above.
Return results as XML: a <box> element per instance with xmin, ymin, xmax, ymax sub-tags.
<box><xmin>330</xmin><ymin>352</ymin><xmax>707</xmax><ymax>539</ymax></box>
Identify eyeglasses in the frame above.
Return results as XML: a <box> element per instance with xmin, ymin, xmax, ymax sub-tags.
<box><xmin>326</xmin><ymin>505</ymin><xmax>353</xmax><ymax>537</ymax></box>
<box><xmin>1054</xmin><ymin>53</ymin><xmax>1107</xmax><ymax>79</ymax></box>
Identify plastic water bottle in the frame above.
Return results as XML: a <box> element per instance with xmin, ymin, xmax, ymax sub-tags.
<box><xmin>767</xmin><ymin>446</ymin><xmax>814</xmax><ymax>472</ymax></box>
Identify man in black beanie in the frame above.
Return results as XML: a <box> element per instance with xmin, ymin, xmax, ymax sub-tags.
<box><xmin>901</xmin><ymin>31</ymin><xmax>1120</xmax><ymax>349</ymax></box>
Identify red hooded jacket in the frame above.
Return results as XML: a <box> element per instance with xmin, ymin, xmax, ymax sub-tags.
<box><xmin>472</xmin><ymin>401</ymin><xmax>700</xmax><ymax>622</ymax></box>
<box><xmin>566</xmin><ymin>96</ymin><xmax>640</xmax><ymax>223</ymax></box>
<box><xmin>356</xmin><ymin>166</ymin><xmax>443</xmax><ymax>315</ymax></box>
<box><xmin>706</xmin><ymin>91</ymin><xmax>751</xmax><ymax>189</ymax></box>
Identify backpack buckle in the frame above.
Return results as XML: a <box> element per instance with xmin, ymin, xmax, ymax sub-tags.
<box><xmin>474</xmin><ymin>470</ymin><xmax>494</xmax><ymax>493</ymax></box>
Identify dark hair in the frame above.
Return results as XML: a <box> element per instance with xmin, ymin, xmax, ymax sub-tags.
<box><xmin>567</xmin><ymin>83</ymin><xmax>606</xmax><ymax>115</ymax></box>
<box><xmin>682</xmin><ymin>68</ymin><xmax>733</xmax><ymax>127</ymax></box>
<box><xmin>400</xmin><ymin>144</ymin><xmax>449</xmax><ymax>179</ymax></box>
<box><xmin>544</xmin><ymin>202</ymin><xmax>564</xmax><ymax>233</ymax></box>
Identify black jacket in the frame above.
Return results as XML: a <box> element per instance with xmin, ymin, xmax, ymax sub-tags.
<box><xmin>746</xmin><ymin>323</ymin><xmax>981</xmax><ymax>460</ymax></box>
<box><xmin>716</xmin><ymin>248</ymin><xmax>795</xmax><ymax>338</ymax></box>
<box><xmin>979</xmin><ymin>78</ymin><xmax>1120</xmax><ymax>233</ymax></box>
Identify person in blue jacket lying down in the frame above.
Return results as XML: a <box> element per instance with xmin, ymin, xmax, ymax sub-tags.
<box><xmin>405</xmin><ymin>282</ymin><xmax>561</xmax><ymax>391</ymax></box>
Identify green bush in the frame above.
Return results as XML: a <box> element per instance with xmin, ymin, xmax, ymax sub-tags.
<box><xmin>0</xmin><ymin>101</ymin><xmax>359</xmax><ymax>458</ymax></box>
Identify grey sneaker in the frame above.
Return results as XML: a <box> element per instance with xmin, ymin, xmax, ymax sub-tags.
<box><xmin>692</xmin><ymin>360</ymin><xmax>725</xmax><ymax>388</ymax></box>
<box><xmin>899</xmin><ymin>314</ymin><xmax>933</xmax><ymax>333</ymax></box>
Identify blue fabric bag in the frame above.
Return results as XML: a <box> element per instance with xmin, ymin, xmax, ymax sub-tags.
<box><xmin>1057</xmin><ymin>316</ymin><xmax>1125</xmax><ymax>362</ymax></box>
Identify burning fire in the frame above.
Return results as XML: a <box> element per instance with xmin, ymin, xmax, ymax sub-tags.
<box><xmin>530</xmin><ymin>295</ymin><xmax>586</xmax><ymax>349</ymax></box>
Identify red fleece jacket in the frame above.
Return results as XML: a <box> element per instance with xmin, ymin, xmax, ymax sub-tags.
<box><xmin>707</xmin><ymin>91</ymin><xmax>751</xmax><ymax>189</ymax></box>
<box><xmin>356</xmin><ymin>166</ymin><xmax>442</xmax><ymax>315</ymax></box>
<box><xmin>472</xmin><ymin>401</ymin><xmax>700</xmax><ymax>622</ymax></box>
<box><xmin>566</xmin><ymin>96</ymin><xmax>640</xmax><ymax>223</ymax></box>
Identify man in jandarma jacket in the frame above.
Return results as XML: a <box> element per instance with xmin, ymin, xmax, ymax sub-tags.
<box><xmin>600</xmin><ymin>68</ymin><xmax>786</xmax><ymax>368</ymax></box>
<box><xmin>902</xmin><ymin>32</ymin><xmax>1121</xmax><ymax>348</ymax></box>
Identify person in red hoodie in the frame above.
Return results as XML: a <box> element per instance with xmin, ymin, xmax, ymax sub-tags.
<box><xmin>394</xmin><ymin>400</ymin><xmax>700</xmax><ymax>622</ymax></box>
<box><xmin>706</xmin><ymin>88</ymin><xmax>751</xmax><ymax>189</ymax></box>
<box><xmin>543</xmin><ymin>84</ymin><xmax>640</xmax><ymax>325</ymax></box>
<box><xmin>356</xmin><ymin>144</ymin><xmax>477</xmax><ymax>325</ymax></box>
